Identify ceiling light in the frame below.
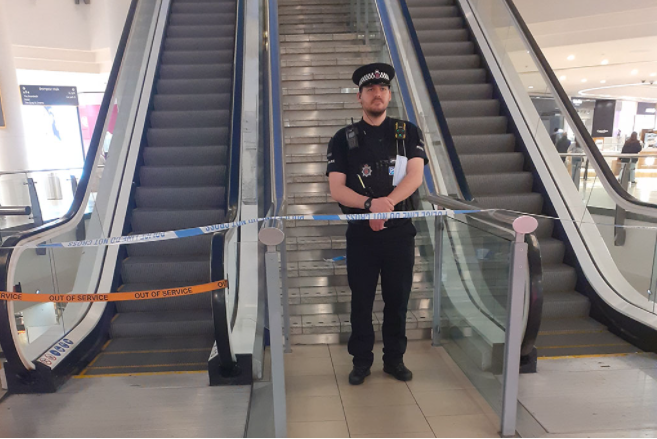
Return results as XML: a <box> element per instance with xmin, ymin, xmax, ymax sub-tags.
<box><xmin>651</xmin><ymin>73</ymin><xmax>657</xmax><ymax>77</ymax></box>
<box><xmin>567</xmin><ymin>55</ymin><xmax>575</xmax><ymax>61</ymax></box>
<box><xmin>601</xmin><ymin>59</ymin><xmax>609</xmax><ymax>65</ymax></box>
<box><xmin>560</xmin><ymin>75</ymin><xmax>567</xmax><ymax>81</ymax></box>
<box><xmin>600</xmin><ymin>80</ymin><xmax>606</xmax><ymax>84</ymax></box>
<box><xmin>581</xmin><ymin>78</ymin><xmax>588</xmax><ymax>83</ymax></box>
<box><xmin>528</xmin><ymin>86</ymin><xmax>534</xmax><ymax>89</ymax></box>
<box><xmin>631</xmin><ymin>69</ymin><xmax>639</xmax><ymax>75</ymax></box>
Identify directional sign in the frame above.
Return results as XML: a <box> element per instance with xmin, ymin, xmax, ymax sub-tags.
<box><xmin>20</xmin><ymin>85</ymin><xmax>79</xmax><ymax>106</ymax></box>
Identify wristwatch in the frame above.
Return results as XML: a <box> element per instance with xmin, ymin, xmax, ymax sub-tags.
<box><xmin>364</xmin><ymin>197</ymin><xmax>373</xmax><ymax>211</ymax></box>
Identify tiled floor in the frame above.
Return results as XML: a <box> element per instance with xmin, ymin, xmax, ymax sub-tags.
<box><xmin>517</xmin><ymin>353</ymin><xmax>657</xmax><ymax>438</ymax></box>
<box><xmin>284</xmin><ymin>341</ymin><xmax>500</xmax><ymax>438</ymax></box>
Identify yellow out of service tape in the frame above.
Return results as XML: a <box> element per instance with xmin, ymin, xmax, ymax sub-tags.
<box><xmin>0</xmin><ymin>280</ymin><xmax>227</xmax><ymax>303</ymax></box>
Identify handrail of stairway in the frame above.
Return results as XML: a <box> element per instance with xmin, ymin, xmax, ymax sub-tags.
<box><xmin>0</xmin><ymin>207</ymin><xmax>31</xmax><ymax>217</ymax></box>
<box><xmin>396</xmin><ymin>0</ymin><xmax>473</xmax><ymax>201</ymax></box>
<box><xmin>0</xmin><ymin>0</ymin><xmax>140</xmax><ymax>377</ymax></box>
<box><xmin>259</xmin><ymin>0</ymin><xmax>286</xmax><ymax>245</ymax></box>
<box><xmin>209</xmin><ymin>0</ymin><xmax>246</xmax><ymax>377</ymax></box>
<box><xmin>425</xmin><ymin>194</ymin><xmax>543</xmax><ymax>360</ymax></box>
<box><xmin>501</xmin><ymin>0</ymin><xmax>657</xmax><ymax>217</ymax></box>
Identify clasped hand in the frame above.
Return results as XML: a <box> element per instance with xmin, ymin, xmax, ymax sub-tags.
<box><xmin>368</xmin><ymin>197</ymin><xmax>394</xmax><ymax>232</ymax></box>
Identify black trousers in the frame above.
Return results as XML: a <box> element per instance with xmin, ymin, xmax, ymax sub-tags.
<box><xmin>346</xmin><ymin>221</ymin><xmax>415</xmax><ymax>368</ymax></box>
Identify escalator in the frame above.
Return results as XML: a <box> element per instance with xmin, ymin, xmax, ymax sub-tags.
<box><xmin>0</xmin><ymin>0</ymin><xmax>249</xmax><ymax>392</ymax></box>
<box><xmin>399</xmin><ymin>0</ymin><xmax>657</xmax><ymax>358</ymax></box>
<box><xmin>85</xmin><ymin>0</ymin><xmax>238</xmax><ymax>377</ymax></box>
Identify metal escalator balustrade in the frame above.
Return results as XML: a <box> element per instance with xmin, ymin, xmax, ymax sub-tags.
<box><xmin>401</xmin><ymin>0</ymin><xmax>644</xmax><ymax>357</ymax></box>
<box><xmin>278</xmin><ymin>0</ymin><xmax>435</xmax><ymax>342</ymax></box>
<box><xmin>87</xmin><ymin>0</ymin><xmax>241</xmax><ymax>376</ymax></box>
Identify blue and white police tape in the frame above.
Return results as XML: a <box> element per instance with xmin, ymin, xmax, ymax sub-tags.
<box><xmin>31</xmin><ymin>209</ymin><xmax>483</xmax><ymax>249</ymax></box>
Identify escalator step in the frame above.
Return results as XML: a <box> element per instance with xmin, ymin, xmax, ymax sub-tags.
<box><xmin>442</xmin><ymin>100</ymin><xmax>500</xmax><ymax>118</ymax></box>
<box><xmin>411</xmin><ymin>17</ymin><xmax>463</xmax><ymax>31</ymax></box>
<box><xmin>406</xmin><ymin>0</ymin><xmax>454</xmax><ymax>7</ymax></box>
<box><xmin>159</xmin><ymin>63</ymin><xmax>233</xmax><ymax>80</ymax></box>
<box><xmin>408</xmin><ymin>5</ymin><xmax>459</xmax><ymax>18</ymax></box>
<box><xmin>126</xmin><ymin>234</ymin><xmax>213</xmax><ymax>258</ymax></box>
<box><xmin>431</xmin><ymin>69</ymin><xmax>487</xmax><ymax>85</ymax></box>
<box><xmin>447</xmin><ymin>116</ymin><xmax>508</xmax><ymax>135</ymax></box>
<box><xmin>418</xmin><ymin>41</ymin><xmax>475</xmax><ymax>56</ymax></box>
<box><xmin>110</xmin><ymin>310</ymin><xmax>214</xmax><ymax>338</ymax></box>
<box><xmin>538</xmin><ymin>318</ymin><xmax>605</xmax><ymax>335</ymax></box>
<box><xmin>139</xmin><ymin>165</ymin><xmax>227</xmax><ymax>187</ymax></box>
<box><xmin>466</xmin><ymin>172</ymin><xmax>533</xmax><ymax>195</ymax></box>
<box><xmin>537</xmin><ymin>238</ymin><xmax>566</xmax><ymax>265</ymax></box>
<box><xmin>473</xmin><ymin>193</ymin><xmax>544</xmax><ymax>215</ymax></box>
<box><xmin>143</xmin><ymin>145</ymin><xmax>228</xmax><ymax>166</ymax></box>
<box><xmin>121</xmin><ymin>255</ymin><xmax>210</xmax><ymax>284</ymax></box>
<box><xmin>427</xmin><ymin>55</ymin><xmax>480</xmax><ymax>70</ymax></box>
<box><xmin>135</xmin><ymin>186</ymin><xmax>226</xmax><ymax>209</ymax></box>
<box><xmin>147</xmin><ymin>127</ymin><xmax>229</xmax><ymax>147</ymax></box>
<box><xmin>172</xmin><ymin>2</ymin><xmax>235</xmax><ymax>14</ymax></box>
<box><xmin>417</xmin><ymin>29</ymin><xmax>468</xmax><ymax>42</ymax></box>
<box><xmin>153</xmin><ymin>93</ymin><xmax>232</xmax><ymax>111</ymax></box>
<box><xmin>130</xmin><ymin>208</ymin><xmax>225</xmax><ymax>233</ymax></box>
<box><xmin>164</xmin><ymin>36</ymin><xmax>236</xmax><ymax>52</ymax></box>
<box><xmin>541</xmin><ymin>264</ymin><xmax>578</xmax><ymax>294</ymax></box>
<box><xmin>150</xmin><ymin>110</ymin><xmax>230</xmax><ymax>129</ymax></box>
<box><xmin>156</xmin><ymin>78</ymin><xmax>233</xmax><ymax>95</ymax></box>
<box><xmin>167</xmin><ymin>25</ymin><xmax>236</xmax><ymax>39</ymax></box>
<box><xmin>169</xmin><ymin>13</ymin><xmax>236</xmax><ymax>26</ymax></box>
<box><xmin>161</xmin><ymin>49</ymin><xmax>235</xmax><ymax>65</ymax></box>
<box><xmin>536</xmin><ymin>331</ymin><xmax>638</xmax><ymax>358</ymax></box>
<box><xmin>116</xmin><ymin>288</ymin><xmax>211</xmax><ymax>312</ymax></box>
<box><xmin>452</xmin><ymin>133</ymin><xmax>515</xmax><ymax>154</ymax></box>
<box><xmin>436</xmin><ymin>83</ymin><xmax>493</xmax><ymax>100</ymax></box>
<box><xmin>459</xmin><ymin>152</ymin><xmax>524</xmax><ymax>174</ymax></box>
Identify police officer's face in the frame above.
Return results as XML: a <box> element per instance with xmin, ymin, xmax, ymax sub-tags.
<box><xmin>358</xmin><ymin>84</ymin><xmax>391</xmax><ymax>116</ymax></box>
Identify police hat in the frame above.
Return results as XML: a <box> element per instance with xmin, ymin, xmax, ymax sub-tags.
<box><xmin>352</xmin><ymin>63</ymin><xmax>395</xmax><ymax>89</ymax></box>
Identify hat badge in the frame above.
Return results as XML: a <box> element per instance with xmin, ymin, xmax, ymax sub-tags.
<box><xmin>374</xmin><ymin>70</ymin><xmax>381</xmax><ymax>79</ymax></box>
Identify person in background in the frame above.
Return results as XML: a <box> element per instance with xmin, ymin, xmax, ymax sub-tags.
<box><xmin>550</xmin><ymin>128</ymin><xmax>560</xmax><ymax>144</ymax></box>
<box><xmin>556</xmin><ymin>133</ymin><xmax>571</xmax><ymax>162</ymax></box>
<box><xmin>621</xmin><ymin>132</ymin><xmax>642</xmax><ymax>184</ymax></box>
<box><xmin>568</xmin><ymin>141</ymin><xmax>584</xmax><ymax>188</ymax></box>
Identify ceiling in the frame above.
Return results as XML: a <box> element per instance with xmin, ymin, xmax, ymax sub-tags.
<box><xmin>511</xmin><ymin>0</ymin><xmax>657</xmax><ymax>101</ymax></box>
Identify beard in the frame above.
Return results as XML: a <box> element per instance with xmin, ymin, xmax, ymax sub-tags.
<box><xmin>364</xmin><ymin>105</ymin><xmax>386</xmax><ymax>118</ymax></box>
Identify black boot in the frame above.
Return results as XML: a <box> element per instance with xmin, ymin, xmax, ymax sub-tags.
<box><xmin>348</xmin><ymin>366</ymin><xmax>371</xmax><ymax>385</ymax></box>
<box><xmin>383</xmin><ymin>362</ymin><xmax>413</xmax><ymax>381</ymax></box>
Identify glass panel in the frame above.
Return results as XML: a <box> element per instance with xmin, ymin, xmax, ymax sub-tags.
<box><xmin>0</xmin><ymin>173</ymin><xmax>34</xmax><ymax>231</ymax></box>
<box><xmin>9</xmin><ymin>0</ymin><xmax>163</xmax><ymax>362</ymax></box>
<box><xmin>466</xmin><ymin>0</ymin><xmax>657</xmax><ymax>315</ymax></box>
<box><xmin>440</xmin><ymin>212</ymin><xmax>512</xmax><ymax>419</ymax></box>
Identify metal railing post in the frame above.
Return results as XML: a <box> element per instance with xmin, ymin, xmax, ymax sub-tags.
<box><xmin>265</xmin><ymin>245</ymin><xmax>287</xmax><ymax>438</ymax></box>
<box><xmin>432</xmin><ymin>215</ymin><xmax>444</xmax><ymax>346</ymax></box>
<box><xmin>501</xmin><ymin>216</ymin><xmax>537</xmax><ymax>437</ymax></box>
<box><xmin>364</xmin><ymin>0</ymin><xmax>369</xmax><ymax>45</ymax></box>
<box><xmin>280</xmin><ymin>236</ymin><xmax>291</xmax><ymax>353</ymax></box>
<box><xmin>356</xmin><ymin>0</ymin><xmax>361</xmax><ymax>34</ymax></box>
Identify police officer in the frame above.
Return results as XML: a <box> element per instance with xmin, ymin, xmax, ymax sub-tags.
<box><xmin>326</xmin><ymin>63</ymin><xmax>428</xmax><ymax>385</ymax></box>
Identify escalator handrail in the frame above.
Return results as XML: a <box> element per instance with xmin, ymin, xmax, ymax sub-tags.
<box><xmin>0</xmin><ymin>0</ymin><xmax>140</xmax><ymax>376</ymax></box>
<box><xmin>210</xmin><ymin>0</ymin><xmax>246</xmax><ymax>371</ymax></box>
<box><xmin>267</xmin><ymin>0</ymin><xmax>286</xmax><ymax>219</ymax></box>
<box><xmin>425</xmin><ymin>194</ymin><xmax>543</xmax><ymax>357</ymax></box>
<box><xmin>502</xmin><ymin>0</ymin><xmax>657</xmax><ymax>215</ymax></box>
<box><xmin>397</xmin><ymin>0</ymin><xmax>473</xmax><ymax>201</ymax></box>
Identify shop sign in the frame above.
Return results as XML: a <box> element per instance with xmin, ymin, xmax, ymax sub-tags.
<box><xmin>20</xmin><ymin>85</ymin><xmax>79</xmax><ymax>106</ymax></box>
<box><xmin>592</xmin><ymin>99</ymin><xmax>616</xmax><ymax>137</ymax></box>
<box><xmin>637</xmin><ymin>102</ymin><xmax>657</xmax><ymax>115</ymax></box>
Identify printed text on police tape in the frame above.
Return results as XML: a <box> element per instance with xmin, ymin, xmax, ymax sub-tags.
<box><xmin>0</xmin><ymin>280</ymin><xmax>227</xmax><ymax>303</ymax></box>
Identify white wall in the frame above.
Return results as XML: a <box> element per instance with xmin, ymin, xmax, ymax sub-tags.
<box><xmin>2</xmin><ymin>0</ymin><xmax>131</xmax><ymax>73</ymax></box>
